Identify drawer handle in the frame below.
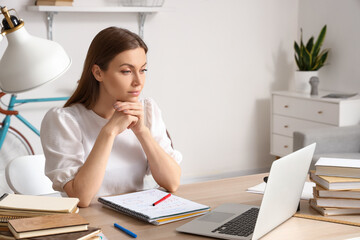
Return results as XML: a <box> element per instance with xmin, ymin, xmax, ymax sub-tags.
<box><xmin>284</xmin><ymin>145</ymin><xmax>288</xmax><ymax>148</ymax></box>
<box><xmin>318</xmin><ymin>111</ymin><xmax>323</xmax><ymax>114</ymax></box>
<box><xmin>284</xmin><ymin>125</ymin><xmax>289</xmax><ymax>128</ymax></box>
<box><xmin>284</xmin><ymin>105</ymin><xmax>289</xmax><ymax>108</ymax></box>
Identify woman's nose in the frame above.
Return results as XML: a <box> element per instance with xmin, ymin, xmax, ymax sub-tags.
<box><xmin>132</xmin><ymin>74</ymin><xmax>141</xmax><ymax>86</ymax></box>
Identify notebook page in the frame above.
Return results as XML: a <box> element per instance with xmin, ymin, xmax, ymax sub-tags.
<box><xmin>100</xmin><ymin>189</ymin><xmax>209</xmax><ymax>219</ymax></box>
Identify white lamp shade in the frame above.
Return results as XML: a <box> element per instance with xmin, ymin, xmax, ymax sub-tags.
<box><xmin>0</xmin><ymin>26</ymin><xmax>71</xmax><ymax>93</ymax></box>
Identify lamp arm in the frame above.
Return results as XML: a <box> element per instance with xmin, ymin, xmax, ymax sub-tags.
<box><xmin>0</xmin><ymin>6</ymin><xmax>22</xmax><ymax>32</ymax></box>
<box><xmin>1</xmin><ymin>6</ymin><xmax>14</xmax><ymax>29</ymax></box>
<box><xmin>0</xmin><ymin>5</ymin><xmax>3</xmax><ymax>42</ymax></box>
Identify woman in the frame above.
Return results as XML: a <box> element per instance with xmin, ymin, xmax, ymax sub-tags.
<box><xmin>40</xmin><ymin>27</ymin><xmax>182</xmax><ymax>207</ymax></box>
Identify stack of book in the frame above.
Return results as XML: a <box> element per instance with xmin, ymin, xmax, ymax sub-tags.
<box><xmin>309</xmin><ymin>157</ymin><xmax>360</xmax><ymax>216</ymax></box>
<box><xmin>0</xmin><ymin>193</ymin><xmax>102</xmax><ymax>239</ymax></box>
<box><xmin>36</xmin><ymin>0</ymin><xmax>73</xmax><ymax>6</ymax></box>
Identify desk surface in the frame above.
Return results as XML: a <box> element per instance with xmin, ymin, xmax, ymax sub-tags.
<box><xmin>79</xmin><ymin>173</ymin><xmax>360</xmax><ymax>240</ymax></box>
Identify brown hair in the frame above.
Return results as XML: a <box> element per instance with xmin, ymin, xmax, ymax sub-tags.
<box><xmin>64</xmin><ymin>27</ymin><xmax>148</xmax><ymax>109</ymax></box>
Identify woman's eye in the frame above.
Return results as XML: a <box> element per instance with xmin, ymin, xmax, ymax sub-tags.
<box><xmin>121</xmin><ymin>70</ymin><xmax>131</xmax><ymax>74</ymax></box>
<box><xmin>140</xmin><ymin>69</ymin><xmax>148</xmax><ymax>73</ymax></box>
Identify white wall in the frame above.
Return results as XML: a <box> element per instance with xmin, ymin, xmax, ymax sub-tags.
<box><xmin>298</xmin><ymin>0</ymin><xmax>360</xmax><ymax>92</ymax></box>
<box><xmin>0</xmin><ymin>0</ymin><xmax>299</xmax><ymax>183</ymax></box>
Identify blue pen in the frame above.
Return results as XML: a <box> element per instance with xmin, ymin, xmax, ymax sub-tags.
<box><xmin>114</xmin><ymin>223</ymin><xmax>137</xmax><ymax>238</ymax></box>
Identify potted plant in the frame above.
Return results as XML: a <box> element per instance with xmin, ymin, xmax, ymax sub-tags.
<box><xmin>291</xmin><ymin>25</ymin><xmax>329</xmax><ymax>93</ymax></box>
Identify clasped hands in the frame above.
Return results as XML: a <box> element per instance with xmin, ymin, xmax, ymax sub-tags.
<box><xmin>110</xmin><ymin>101</ymin><xmax>146</xmax><ymax>135</ymax></box>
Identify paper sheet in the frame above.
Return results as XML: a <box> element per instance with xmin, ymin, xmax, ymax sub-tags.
<box><xmin>246</xmin><ymin>181</ymin><xmax>315</xmax><ymax>200</ymax></box>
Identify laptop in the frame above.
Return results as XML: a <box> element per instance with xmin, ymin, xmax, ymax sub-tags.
<box><xmin>176</xmin><ymin>143</ymin><xmax>316</xmax><ymax>240</ymax></box>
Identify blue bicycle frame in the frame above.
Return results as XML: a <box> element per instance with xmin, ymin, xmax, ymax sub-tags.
<box><xmin>0</xmin><ymin>94</ymin><xmax>69</xmax><ymax>149</ymax></box>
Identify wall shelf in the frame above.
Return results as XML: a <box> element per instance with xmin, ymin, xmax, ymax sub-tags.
<box><xmin>27</xmin><ymin>6</ymin><xmax>162</xmax><ymax>40</ymax></box>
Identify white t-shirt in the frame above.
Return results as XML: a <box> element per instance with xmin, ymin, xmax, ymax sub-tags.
<box><xmin>40</xmin><ymin>98</ymin><xmax>182</xmax><ymax>197</ymax></box>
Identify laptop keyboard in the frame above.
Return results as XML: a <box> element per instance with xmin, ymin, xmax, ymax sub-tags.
<box><xmin>211</xmin><ymin>208</ymin><xmax>259</xmax><ymax>237</ymax></box>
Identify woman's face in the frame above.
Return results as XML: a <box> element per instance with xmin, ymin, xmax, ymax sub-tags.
<box><xmin>97</xmin><ymin>47</ymin><xmax>147</xmax><ymax>102</ymax></box>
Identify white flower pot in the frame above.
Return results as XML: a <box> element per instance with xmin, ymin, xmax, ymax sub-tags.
<box><xmin>290</xmin><ymin>71</ymin><xmax>318</xmax><ymax>93</ymax></box>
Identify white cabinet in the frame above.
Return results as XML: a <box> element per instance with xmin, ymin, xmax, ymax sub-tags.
<box><xmin>271</xmin><ymin>91</ymin><xmax>360</xmax><ymax>157</ymax></box>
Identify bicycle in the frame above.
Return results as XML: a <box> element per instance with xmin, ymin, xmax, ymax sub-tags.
<box><xmin>0</xmin><ymin>92</ymin><xmax>68</xmax><ymax>194</ymax></box>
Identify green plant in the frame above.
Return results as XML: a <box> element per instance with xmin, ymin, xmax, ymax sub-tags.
<box><xmin>294</xmin><ymin>25</ymin><xmax>329</xmax><ymax>71</ymax></box>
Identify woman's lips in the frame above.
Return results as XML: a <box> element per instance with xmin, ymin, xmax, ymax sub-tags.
<box><xmin>128</xmin><ymin>91</ymin><xmax>141</xmax><ymax>96</ymax></box>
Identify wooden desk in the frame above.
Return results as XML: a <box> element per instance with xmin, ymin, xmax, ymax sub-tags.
<box><xmin>79</xmin><ymin>173</ymin><xmax>360</xmax><ymax>240</ymax></box>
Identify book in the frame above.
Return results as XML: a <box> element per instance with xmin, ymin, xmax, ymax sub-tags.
<box><xmin>0</xmin><ymin>231</ymin><xmax>14</xmax><ymax>240</ymax></box>
<box><xmin>0</xmin><ymin>207</ymin><xmax>79</xmax><ymax>217</ymax></box>
<box><xmin>36</xmin><ymin>0</ymin><xmax>74</xmax><ymax>1</ymax></box>
<box><xmin>310</xmin><ymin>170</ymin><xmax>360</xmax><ymax>190</ymax></box>
<box><xmin>8</xmin><ymin>213</ymin><xmax>89</xmax><ymax>239</ymax></box>
<box><xmin>1</xmin><ymin>215</ymin><xmax>28</xmax><ymax>227</ymax></box>
<box><xmin>309</xmin><ymin>199</ymin><xmax>360</xmax><ymax>216</ymax></box>
<box><xmin>0</xmin><ymin>227</ymin><xmax>101</xmax><ymax>240</ymax></box>
<box><xmin>312</xmin><ymin>196</ymin><xmax>360</xmax><ymax>208</ymax></box>
<box><xmin>294</xmin><ymin>212</ymin><xmax>360</xmax><ymax>227</ymax></box>
<box><xmin>98</xmin><ymin>189</ymin><xmax>210</xmax><ymax>225</ymax></box>
<box><xmin>25</xmin><ymin>227</ymin><xmax>100</xmax><ymax>240</ymax></box>
<box><xmin>36</xmin><ymin>0</ymin><xmax>73</xmax><ymax>6</ymax></box>
<box><xmin>0</xmin><ymin>193</ymin><xmax>79</xmax><ymax>215</ymax></box>
<box><xmin>0</xmin><ymin>227</ymin><xmax>100</xmax><ymax>240</ymax></box>
<box><xmin>315</xmin><ymin>157</ymin><xmax>360</xmax><ymax>178</ymax></box>
<box><xmin>314</xmin><ymin>185</ymin><xmax>360</xmax><ymax>199</ymax></box>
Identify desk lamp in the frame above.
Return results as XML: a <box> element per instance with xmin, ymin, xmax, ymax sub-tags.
<box><xmin>0</xmin><ymin>6</ymin><xmax>71</xmax><ymax>93</ymax></box>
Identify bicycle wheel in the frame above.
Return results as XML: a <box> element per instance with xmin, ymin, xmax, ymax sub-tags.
<box><xmin>0</xmin><ymin>125</ymin><xmax>34</xmax><ymax>194</ymax></box>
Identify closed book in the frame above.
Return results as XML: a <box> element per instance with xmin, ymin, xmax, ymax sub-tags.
<box><xmin>1</xmin><ymin>215</ymin><xmax>28</xmax><ymax>227</ymax></box>
<box><xmin>0</xmin><ymin>227</ymin><xmax>100</xmax><ymax>240</ymax></box>
<box><xmin>8</xmin><ymin>213</ymin><xmax>89</xmax><ymax>239</ymax></box>
<box><xmin>314</xmin><ymin>185</ymin><xmax>360</xmax><ymax>199</ymax></box>
<box><xmin>312</xmin><ymin>196</ymin><xmax>360</xmax><ymax>209</ymax></box>
<box><xmin>309</xmin><ymin>199</ymin><xmax>360</xmax><ymax>216</ymax></box>
<box><xmin>36</xmin><ymin>0</ymin><xmax>73</xmax><ymax>6</ymax></box>
<box><xmin>315</xmin><ymin>157</ymin><xmax>360</xmax><ymax>178</ymax></box>
<box><xmin>310</xmin><ymin>171</ymin><xmax>360</xmax><ymax>190</ymax></box>
<box><xmin>98</xmin><ymin>189</ymin><xmax>210</xmax><ymax>225</ymax></box>
<box><xmin>0</xmin><ymin>193</ymin><xmax>79</xmax><ymax>214</ymax></box>
<box><xmin>0</xmin><ymin>207</ymin><xmax>79</xmax><ymax>219</ymax></box>
<box><xmin>25</xmin><ymin>227</ymin><xmax>101</xmax><ymax>240</ymax></box>
<box><xmin>35</xmin><ymin>0</ymin><xmax>74</xmax><ymax>1</ymax></box>
<box><xmin>0</xmin><ymin>230</ymin><xmax>14</xmax><ymax>239</ymax></box>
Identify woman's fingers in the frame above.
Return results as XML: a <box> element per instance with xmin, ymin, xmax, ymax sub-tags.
<box><xmin>113</xmin><ymin>102</ymin><xmax>142</xmax><ymax>111</ymax></box>
<box><xmin>127</xmin><ymin>118</ymin><xmax>138</xmax><ymax>129</ymax></box>
<box><xmin>113</xmin><ymin>102</ymin><xmax>143</xmax><ymax>119</ymax></box>
<box><xmin>127</xmin><ymin>121</ymin><xmax>137</xmax><ymax>129</ymax></box>
<box><xmin>122</xmin><ymin>109</ymin><xmax>142</xmax><ymax>115</ymax></box>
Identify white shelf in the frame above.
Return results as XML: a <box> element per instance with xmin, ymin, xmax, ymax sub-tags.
<box><xmin>26</xmin><ymin>5</ymin><xmax>162</xmax><ymax>40</ymax></box>
<box><xmin>27</xmin><ymin>6</ymin><xmax>162</xmax><ymax>13</ymax></box>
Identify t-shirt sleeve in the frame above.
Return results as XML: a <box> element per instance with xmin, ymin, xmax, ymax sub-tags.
<box><xmin>144</xmin><ymin>98</ymin><xmax>183</xmax><ymax>170</ymax></box>
<box><xmin>40</xmin><ymin>107</ymin><xmax>85</xmax><ymax>192</ymax></box>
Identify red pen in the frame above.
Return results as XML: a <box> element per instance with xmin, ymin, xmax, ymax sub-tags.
<box><xmin>152</xmin><ymin>193</ymin><xmax>171</xmax><ymax>206</ymax></box>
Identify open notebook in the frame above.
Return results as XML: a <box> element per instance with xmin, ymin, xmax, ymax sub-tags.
<box><xmin>98</xmin><ymin>189</ymin><xmax>210</xmax><ymax>225</ymax></box>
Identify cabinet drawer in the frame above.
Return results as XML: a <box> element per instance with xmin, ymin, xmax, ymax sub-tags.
<box><xmin>271</xmin><ymin>134</ymin><xmax>292</xmax><ymax>157</ymax></box>
<box><xmin>272</xmin><ymin>115</ymin><xmax>332</xmax><ymax>137</ymax></box>
<box><xmin>273</xmin><ymin>95</ymin><xmax>339</xmax><ymax>125</ymax></box>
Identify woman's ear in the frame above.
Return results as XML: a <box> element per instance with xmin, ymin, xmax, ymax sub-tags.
<box><xmin>92</xmin><ymin>64</ymin><xmax>103</xmax><ymax>82</ymax></box>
